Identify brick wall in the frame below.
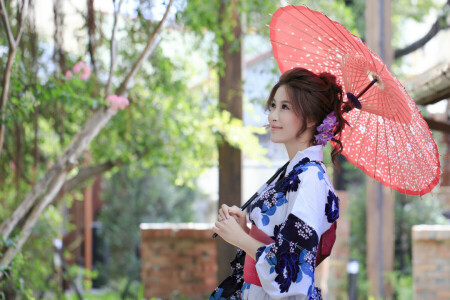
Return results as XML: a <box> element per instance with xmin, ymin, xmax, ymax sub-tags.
<box><xmin>140</xmin><ymin>223</ymin><xmax>217</xmax><ymax>299</ymax></box>
<box><xmin>412</xmin><ymin>224</ymin><xmax>450</xmax><ymax>300</ymax></box>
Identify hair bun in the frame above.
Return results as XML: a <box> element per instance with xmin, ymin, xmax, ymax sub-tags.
<box><xmin>319</xmin><ymin>72</ymin><xmax>341</xmax><ymax>90</ymax></box>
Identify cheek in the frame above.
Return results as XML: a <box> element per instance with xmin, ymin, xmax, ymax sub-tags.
<box><xmin>289</xmin><ymin>114</ymin><xmax>302</xmax><ymax>131</ymax></box>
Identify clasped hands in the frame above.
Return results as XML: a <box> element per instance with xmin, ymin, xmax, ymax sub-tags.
<box><xmin>212</xmin><ymin>204</ymin><xmax>250</xmax><ymax>248</ymax></box>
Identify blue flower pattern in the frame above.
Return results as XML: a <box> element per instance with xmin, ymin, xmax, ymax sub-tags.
<box><xmin>325</xmin><ymin>190</ymin><xmax>339</xmax><ymax>223</ymax></box>
<box><xmin>211</xmin><ymin>147</ymin><xmax>334</xmax><ymax>300</ymax></box>
<box><xmin>259</xmin><ymin>214</ymin><xmax>319</xmax><ymax>294</ymax></box>
<box><xmin>251</xmin><ymin>158</ymin><xmax>326</xmax><ymax>227</ymax></box>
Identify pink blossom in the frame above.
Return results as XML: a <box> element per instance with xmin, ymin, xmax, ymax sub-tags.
<box><xmin>72</xmin><ymin>61</ymin><xmax>85</xmax><ymax>74</ymax></box>
<box><xmin>80</xmin><ymin>65</ymin><xmax>91</xmax><ymax>80</ymax></box>
<box><xmin>9</xmin><ymin>161</ymin><xmax>16</xmax><ymax>170</ymax></box>
<box><xmin>106</xmin><ymin>94</ymin><xmax>129</xmax><ymax>111</ymax></box>
<box><xmin>65</xmin><ymin>70</ymin><xmax>73</xmax><ymax>79</ymax></box>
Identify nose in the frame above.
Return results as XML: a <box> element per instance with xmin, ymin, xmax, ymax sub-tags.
<box><xmin>269</xmin><ymin>107</ymin><xmax>279</xmax><ymax>122</ymax></box>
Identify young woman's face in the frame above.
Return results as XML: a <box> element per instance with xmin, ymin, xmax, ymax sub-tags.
<box><xmin>268</xmin><ymin>85</ymin><xmax>303</xmax><ymax>145</ymax></box>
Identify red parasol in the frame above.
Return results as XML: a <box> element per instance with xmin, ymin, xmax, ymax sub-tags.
<box><xmin>270</xmin><ymin>5</ymin><xmax>440</xmax><ymax>196</ymax></box>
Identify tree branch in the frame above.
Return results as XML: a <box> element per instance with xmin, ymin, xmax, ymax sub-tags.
<box><xmin>15</xmin><ymin>0</ymin><xmax>28</xmax><ymax>43</ymax></box>
<box><xmin>116</xmin><ymin>0</ymin><xmax>174</xmax><ymax>96</ymax></box>
<box><xmin>0</xmin><ymin>0</ymin><xmax>16</xmax><ymax>48</ymax></box>
<box><xmin>0</xmin><ymin>0</ymin><xmax>29</xmax><ymax>156</ymax></box>
<box><xmin>394</xmin><ymin>0</ymin><xmax>450</xmax><ymax>59</ymax></box>
<box><xmin>424</xmin><ymin>117</ymin><xmax>450</xmax><ymax>134</ymax></box>
<box><xmin>63</xmin><ymin>160</ymin><xmax>121</xmax><ymax>193</ymax></box>
<box><xmin>87</xmin><ymin>0</ymin><xmax>97</xmax><ymax>74</ymax></box>
<box><xmin>0</xmin><ymin>108</ymin><xmax>116</xmax><ymax>241</ymax></box>
<box><xmin>0</xmin><ymin>171</ymin><xmax>67</xmax><ymax>277</ymax></box>
<box><xmin>105</xmin><ymin>0</ymin><xmax>124</xmax><ymax>96</ymax></box>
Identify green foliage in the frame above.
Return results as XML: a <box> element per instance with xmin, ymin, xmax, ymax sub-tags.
<box><xmin>345</xmin><ymin>159</ymin><xmax>446</xmax><ymax>298</ymax></box>
<box><xmin>96</xmin><ymin>165</ymin><xmax>201</xmax><ymax>288</ymax></box>
<box><xmin>2</xmin><ymin>0</ymin><xmax>447</xmax><ymax>298</ymax></box>
<box><xmin>386</xmin><ymin>271</ymin><xmax>413</xmax><ymax>300</ymax></box>
<box><xmin>0</xmin><ymin>205</ymin><xmax>66</xmax><ymax>299</ymax></box>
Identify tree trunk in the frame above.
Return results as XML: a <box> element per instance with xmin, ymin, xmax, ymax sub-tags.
<box><xmin>0</xmin><ymin>0</ymin><xmax>174</xmax><ymax>274</ymax></box>
<box><xmin>217</xmin><ymin>0</ymin><xmax>243</xmax><ymax>282</ymax></box>
<box><xmin>365</xmin><ymin>1</ymin><xmax>394</xmax><ymax>299</ymax></box>
<box><xmin>0</xmin><ymin>108</ymin><xmax>116</xmax><ymax>274</ymax></box>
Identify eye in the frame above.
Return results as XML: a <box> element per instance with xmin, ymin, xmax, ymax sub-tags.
<box><xmin>282</xmin><ymin>104</ymin><xmax>290</xmax><ymax>110</ymax></box>
<box><xmin>269</xmin><ymin>102</ymin><xmax>276</xmax><ymax>110</ymax></box>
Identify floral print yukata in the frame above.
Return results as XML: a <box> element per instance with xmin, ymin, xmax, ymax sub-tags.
<box><xmin>210</xmin><ymin>145</ymin><xmax>340</xmax><ymax>300</ymax></box>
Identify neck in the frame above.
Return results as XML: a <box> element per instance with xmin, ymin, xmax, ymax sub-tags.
<box><xmin>285</xmin><ymin>140</ymin><xmax>313</xmax><ymax>160</ymax></box>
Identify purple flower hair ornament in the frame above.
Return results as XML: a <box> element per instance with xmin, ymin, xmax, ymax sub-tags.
<box><xmin>314</xmin><ymin>112</ymin><xmax>338</xmax><ymax>146</ymax></box>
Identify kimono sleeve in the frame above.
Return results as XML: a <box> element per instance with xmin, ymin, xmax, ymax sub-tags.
<box><xmin>254</xmin><ymin>167</ymin><xmax>328</xmax><ymax>299</ymax></box>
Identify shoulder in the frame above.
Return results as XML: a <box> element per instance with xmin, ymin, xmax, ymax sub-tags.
<box><xmin>297</xmin><ymin>162</ymin><xmax>329</xmax><ymax>190</ymax></box>
<box><xmin>288</xmin><ymin>163</ymin><xmax>339</xmax><ymax>234</ymax></box>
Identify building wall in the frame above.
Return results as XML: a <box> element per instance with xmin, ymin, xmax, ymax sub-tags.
<box><xmin>412</xmin><ymin>224</ymin><xmax>450</xmax><ymax>300</ymax></box>
<box><xmin>140</xmin><ymin>211</ymin><xmax>351</xmax><ymax>299</ymax></box>
<box><xmin>140</xmin><ymin>223</ymin><xmax>217</xmax><ymax>299</ymax></box>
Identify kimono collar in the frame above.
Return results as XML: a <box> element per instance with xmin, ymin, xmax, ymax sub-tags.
<box><xmin>285</xmin><ymin>145</ymin><xmax>324</xmax><ymax>175</ymax></box>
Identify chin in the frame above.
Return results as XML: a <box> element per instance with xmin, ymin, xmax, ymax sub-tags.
<box><xmin>270</xmin><ymin>136</ymin><xmax>284</xmax><ymax>143</ymax></box>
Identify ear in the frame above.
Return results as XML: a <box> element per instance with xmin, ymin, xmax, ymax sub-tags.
<box><xmin>306</xmin><ymin>119</ymin><xmax>316</xmax><ymax>129</ymax></box>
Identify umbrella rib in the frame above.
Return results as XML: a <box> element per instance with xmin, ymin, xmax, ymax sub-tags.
<box><xmin>346</xmin><ymin>72</ymin><xmax>368</xmax><ymax>85</ymax></box>
<box><xmin>288</xmin><ymin>5</ymin><xmax>369</xmax><ymax>60</ymax></box>
<box><xmin>273</xmin><ymin>57</ymin><xmax>342</xmax><ymax>71</ymax></box>
<box><xmin>392</xmin><ymin>111</ymin><xmax>437</xmax><ymax>164</ymax></box>
<box><xmin>362</xmin><ymin>86</ymin><xmax>386</xmax><ymax>102</ymax></box>
<box><xmin>383</xmin><ymin>117</ymin><xmax>393</xmax><ymax>190</ymax></box>
<box><xmin>373</xmin><ymin>115</ymin><xmax>380</xmax><ymax>179</ymax></box>
<box><xmin>391</xmin><ymin>120</ymin><xmax>422</xmax><ymax>194</ymax></box>
<box><xmin>387</xmin><ymin>119</ymin><xmax>408</xmax><ymax>194</ymax></box>
<box><xmin>269</xmin><ymin>16</ymin><xmax>349</xmax><ymax>55</ymax></box>
<box><xmin>341</xmin><ymin>110</ymin><xmax>363</xmax><ymax>150</ymax></box>
<box><xmin>269</xmin><ymin>25</ymin><xmax>342</xmax><ymax>54</ymax></box>
<box><xmin>399</xmin><ymin>121</ymin><xmax>431</xmax><ymax>194</ymax></box>
<box><xmin>409</xmin><ymin>113</ymin><xmax>440</xmax><ymax>160</ymax></box>
<box><xmin>344</xmin><ymin>64</ymin><xmax>369</xmax><ymax>93</ymax></box>
<box><xmin>346</xmin><ymin>59</ymin><xmax>369</xmax><ymax>87</ymax></box>
<box><xmin>276</xmin><ymin>7</ymin><xmax>350</xmax><ymax>54</ymax></box>
<box><xmin>349</xmin><ymin>76</ymin><xmax>370</xmax><ymax>89</ymax></box>
<box><xmin>271</xmin><ymin>40</ymin><xmax>341</xmax><ymax>63</ymax></box>
<box><xmin>355</xmin><ymin>113</ymin><xmax>372</xmax><ymax>167</ymax></box>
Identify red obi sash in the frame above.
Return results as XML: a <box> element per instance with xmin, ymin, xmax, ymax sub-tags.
<box><xmin>243</xmin><ymin>225</ymin><xmax>274</xmax><ymax>287</ymax></box>
<box><xmin>243</xmin><ymin>222</ymin><xmax>338</xmax><ymax>287</ymax></box>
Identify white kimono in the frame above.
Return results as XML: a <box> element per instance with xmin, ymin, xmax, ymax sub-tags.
<box><xmin>211</xmin><ymin>145</ymin><xmax>339</xmax><ymax>300</ymax></box>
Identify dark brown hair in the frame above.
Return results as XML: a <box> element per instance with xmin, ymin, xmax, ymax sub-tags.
<box><xmin>266</xmin><ymin>68</ymin><xmax>348</xmax><ymax>169</ymax></box>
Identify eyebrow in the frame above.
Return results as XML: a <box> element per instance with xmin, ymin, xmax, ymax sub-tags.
<box><xmin>272</xmin><ymin>99</ymin><xmax>291</xmax><ymax>104</ymax></box>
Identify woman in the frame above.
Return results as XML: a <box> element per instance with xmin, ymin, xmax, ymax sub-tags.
<box><xmin>211</xmin><ymin>68</ymin><xmax>347</xmax><ymax>300</ymax></box>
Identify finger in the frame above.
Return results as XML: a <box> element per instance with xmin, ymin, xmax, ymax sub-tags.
<box><xmin>213</xmin><ymin>221</ymin><xmax>222</xmax><ymax>232</ymax></box>
<box><xmin>221</xmin><ymin>204</ymin><xmax>231</xmax><ymax>219</ymax></box>
<box><xmin>218</xmin><ymin>208</ymin><xmax>226</xmax><ymax>220</ymax></box>
<box><xmin>230</xmin><ymin>205</ymin><xmax>244</xmax><ymax>215</ymax></box>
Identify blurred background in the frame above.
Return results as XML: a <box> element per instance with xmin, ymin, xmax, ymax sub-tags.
<box><xmin>0</xmin><ymin>0</ymin><xmax>449</xmax><ymax>299</ymax></box>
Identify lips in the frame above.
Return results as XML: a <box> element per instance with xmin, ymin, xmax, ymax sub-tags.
<box><xmin>271</xmin><ymin>125</ymin><xmax>282</xmax><ymax>130</ymax></box>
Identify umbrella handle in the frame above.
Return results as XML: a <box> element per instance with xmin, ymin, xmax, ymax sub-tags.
<box><xmin>356</xmin><ymin>78</ymin><xmax>378</xmax><ymax>99</ymax></box>
<box><xmin>345</xmin><ymin>78</ymin><xmax>378</xmax><ymax>112</ymax></box>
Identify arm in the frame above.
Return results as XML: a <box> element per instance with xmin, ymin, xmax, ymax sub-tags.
<box><xmin>212</xmin><ymin>216</ymin><xmax>264</xmax><ymax>259</ymax></box>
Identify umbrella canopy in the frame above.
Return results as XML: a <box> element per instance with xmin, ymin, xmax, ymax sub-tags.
<box><xmin>270</xmin><ymin>5</ymin><xmax>440</xmax><ymax>196</ymax></box>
